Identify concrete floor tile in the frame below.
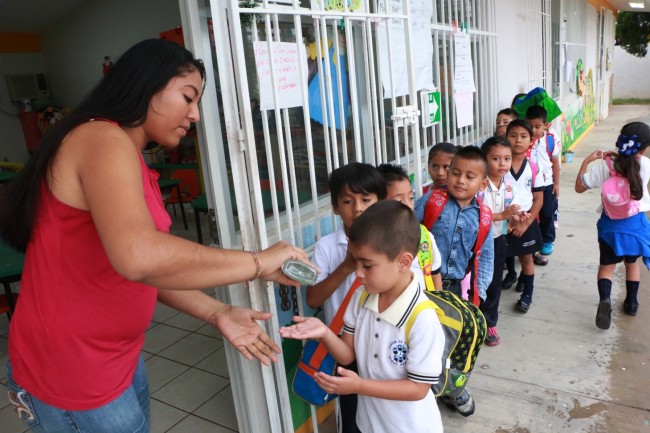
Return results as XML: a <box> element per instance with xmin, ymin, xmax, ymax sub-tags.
<box><xmin>194</xmin><ymin>347</ymin><xmax>229</xmax><ymax>378</ymax></box>
<box><xmin>145</xmin><ymin>355</ymin><xmax>190</xmax><ymax>393</ymax></box>
<box><xmin>158</xmin><ymin>333</ymin><xmax>222</xmax><ymax>366</ymax></box>
<box><xmin>152</xmin><ymin>302</ymin><xmax>180</xmax><ymax>323</ymax></box>
<box><xmin>194</xmin><ymin>385</ymin><xmax>238</xmax><ymax>430</ymax></box>
<box><xmin>150</xmin><ymin>398</ymin><xmax>188</xmax><ymax>433</ymax></box>
<box><xmin>151</xmin><ymin>368</ymin><xmax>229</xmax><ymax>413</ymax></box>
<box><xmin>163</xmin><ymin>313</ymin><xmax>205</xmax><ymax>332</ymax></box>
<box><xmin>166</xmin><ymin>414</ymin><xmax>235</xmax><ymax>433</ymax></box>
<box><xmin>143</xmin><ymin>324</ymin><xmax>190</xmax><ymax>355</ymax></box>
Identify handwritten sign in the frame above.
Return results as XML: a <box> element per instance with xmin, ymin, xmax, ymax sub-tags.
<box><xmin>453</xmin><ymin>32</ymin><xmax>476</xmax><ymax>93</ymax></box>
<box><xmin>254</xmin><ymin>41</ymin><xmax>307</xmax><ymax>111</ymax></box>
<box><xmin>377</xmin><ymin>0</ymin><xmax>434</xmax><ymax>98</ymax></box>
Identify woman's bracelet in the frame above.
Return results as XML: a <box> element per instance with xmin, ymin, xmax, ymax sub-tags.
<box><xmin>207</xmin><ymin>304</ymin><xmax>232</xmax><ymax>328</ymax></box>
<box><xmin>244</xmin><ymin>250</ymin><xmax>262</xmax><ymax>288</ymax></box>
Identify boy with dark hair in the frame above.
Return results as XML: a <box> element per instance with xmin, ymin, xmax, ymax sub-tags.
<box><xmin>306</xmin><ymin>162</ymin><xmax>386</xmax><ymax>433</ymax></box>
<box><xmin>281</xmin><ymin>200</ymin><xmax>446</xmax><ymax>433</ymax></box>
<box><xmin>526</xmin><ymin>105</ymin><xmax>561</xmax><ymax>257</ymax></box>
<box><xmin>495</xmin><ymin>108</ymin><xmax>518</xmax><ymax>137</ymax></box>
<box><xmin>377</xmin><ymin>163</ymin><xmax>443</xmax><ymax>292</ymax></box>
<box><xmin>414</xmin><ymin>145</ymin><xmax>494</xmax><ymax>415</ymax></box>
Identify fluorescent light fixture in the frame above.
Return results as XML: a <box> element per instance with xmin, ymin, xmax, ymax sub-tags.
<box><xmin>629</xmin><ymin>2</ymin><xmax>645</xmax><ymax>8</ymax></box>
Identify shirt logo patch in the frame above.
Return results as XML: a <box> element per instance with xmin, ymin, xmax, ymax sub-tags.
<box><xmin>389</xmin><ymin>340</ymin><xmax>408</xmax><ymax>366</ymax></box>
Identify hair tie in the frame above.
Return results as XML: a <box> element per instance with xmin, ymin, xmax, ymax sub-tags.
<box><xmin>615</xmin><ymin>134</ymin><xmax>642</xmax><ymax>156</ymax></box>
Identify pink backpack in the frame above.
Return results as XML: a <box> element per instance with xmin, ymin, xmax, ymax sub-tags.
<box><xmin>601</xmin><ymin>156</ymin><xmax>640</xmax><ymax>220</ymax></box>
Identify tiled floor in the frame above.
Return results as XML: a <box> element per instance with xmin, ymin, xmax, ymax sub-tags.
<box><xmin>0</xmin><ymin>205</ymin><xmax>243</xmax><ymax>433</ymax></box>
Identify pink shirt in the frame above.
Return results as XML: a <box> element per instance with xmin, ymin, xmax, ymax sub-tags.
<box><xmin>9</xmin><ymin>152</ymin><xmax>171</xmax><ymax>410</ymax></box>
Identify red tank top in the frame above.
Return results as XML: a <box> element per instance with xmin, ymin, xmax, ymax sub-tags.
<box><xmin>9</xmin><ymin>151</ymin><xmax>171</xmax><ymax>410</ymax></box>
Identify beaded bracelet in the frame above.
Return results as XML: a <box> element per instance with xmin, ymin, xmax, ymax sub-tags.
<box><xmin>244</xmin><ymin>250</ymin><xmax>262</xmax><ymax>288</ymax></box>
<box><xmin>207</xmin><ymin>304</ymin><xmax>231</xmax><ymax>328</ymax></box>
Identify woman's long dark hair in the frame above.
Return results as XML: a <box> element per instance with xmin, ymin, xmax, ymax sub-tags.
<box><xmin>613</xmin><ymin>122</ymin><xmax>650</xmax><ymax>201</ymax></box>
<box><xmin>0</xmin><ymin>39</ymin><xmax>205</xmax><ymax>252</ymax></box>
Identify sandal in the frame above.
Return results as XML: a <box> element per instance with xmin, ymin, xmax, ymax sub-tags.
<box><xmin>533</xmin><ymin>253</ymin><xmax>548</xmax><ymax>266</ymax></box>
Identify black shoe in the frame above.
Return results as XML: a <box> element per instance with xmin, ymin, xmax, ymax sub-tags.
<box><xmin>515</xmin><ymin>281</ymin><xmax>524</xmax><ymax>292</ymax></box>
<box><xmin>623</xmin><ymin>300</ymin><xmax>639</xmax><ymax>316</ymax></box>
<box><xmin>502</xmin><ymin>272</ymin><xmax>517</xmax><ymax>290</ymax></box>
<box><xmin>516</xmin><ymin>295</ymin><xmax>531</xmax><ymax>313</ymax></box>
<box><xmin>596</xmin><ymin>299</ymin><xmax>612</xmax><ymax>329</ymax></box>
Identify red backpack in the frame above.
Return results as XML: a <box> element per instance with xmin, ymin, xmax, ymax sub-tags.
<box><xmin>423</xmin><ymin>190</ymin><xmax>492</xmax><ymax>306</ymax></box>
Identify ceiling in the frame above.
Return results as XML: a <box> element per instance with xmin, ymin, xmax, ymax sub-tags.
<box><xmin>0</xmin><ymin>0</ymin><xmax>646</xmax><ymax>33</ymax></box>
<box><xmin>0</xmin><ymin>0</ymin><xmax>85</xmax><ymax>32</ymax></box>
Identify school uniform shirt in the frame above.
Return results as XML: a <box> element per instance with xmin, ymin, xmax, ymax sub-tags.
<box><xmin>480</xmin><ymin>178</ymin><xmax>521</xmax><ymax>238</ymax></box>
<box><xmin>312</xmin><ymin>224</ymin><xmax>432</xmax><ymax>324</ymax></box>
<box><xmin>415</xmin><ymin>194</ymin><xmax>494</xmax><ymax>300</ymax></box>
<box><xmin>530</xmin><ymin>131</ymin><xmax>561</xmax><ymax>187</ymax></box>
<box><xmin>342</xmin><ymin>276</ymin><xmax>445</xmax><ymax>433</ymax></box>
<box><xmin>505</xmin><ymin>158</ymin><xmax>545</xmax><ymax>212</ymax></box>
<box><xmin>581</xmin><ymin>154</ymin><xmax>650</xmax><ymax>213</ymax></box>
<box><xmin>311</xmin><ymin>225</ymin><xmax>357</xmax><ymax>325</ymax></box>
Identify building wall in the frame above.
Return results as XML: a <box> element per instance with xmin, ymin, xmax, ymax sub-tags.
<box><xmin>612</xmin><ymin>45</ymin><xmax>650</xmax><ymax>99</ymax></box>
<box><xmin>495</xmin><ymin>0</ymin><xmax>529</xmax><ymax>109</ymax></box>
<box><xmin>0</xmin><ymin>0</ymin><xmax>180</xmax><ymax>163</ymax></box>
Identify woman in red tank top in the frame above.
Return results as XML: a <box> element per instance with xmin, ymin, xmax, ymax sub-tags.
<box><xmin>0</xmin><ymin>39</ymin><xmax>313</xmax><ymax>433</ymax></box>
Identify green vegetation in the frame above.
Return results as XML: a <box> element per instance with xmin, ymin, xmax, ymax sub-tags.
<box><xmin>615</xmin><ymin>12</ymin><xmax>650</xmax><ymax>58</ymax></box>
<box><xmin>612</xmin><ymin>98</ymin><xmax>650</xmax><ymax>105</ymax></box>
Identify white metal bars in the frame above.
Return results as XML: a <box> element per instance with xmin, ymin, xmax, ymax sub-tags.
<box><xmin>209</xmin><ymin>1</ymin><xmax>420</xmax><ymax>432</ymax></box>
<box><xmin>527</xmin><ymin>0</ymin><xmax>552</xmax><ymax>91</ymax></box>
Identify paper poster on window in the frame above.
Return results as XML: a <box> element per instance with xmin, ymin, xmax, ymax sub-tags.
<box><xmin>453</xmin><ymin>32</ymin><xmax>476</xmax><ymax>93</ymax></box>
<box><xmin>310</xmin><ymin>0</ymin><xmax>367</xmax><ymax>12</ymax></box>
<box><xmin>377</xmin><ymin>0</ymin><xmax>434</xmax><ymax>98</ymax></box>
<box><xmin>254</xmin><ymin>41</ymin><xmax>307</xmax><ymax>111</ymax></box>
<box><xmin>454</xmin><ymin>91</ymin><xmax>474</xmax><ymax>128</ymax></box>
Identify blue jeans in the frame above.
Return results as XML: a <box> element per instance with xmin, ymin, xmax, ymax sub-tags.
<box><xmin>6</xmin><ymin>356</ymin><xmax>151</xmax><ymax>433</ymax></box>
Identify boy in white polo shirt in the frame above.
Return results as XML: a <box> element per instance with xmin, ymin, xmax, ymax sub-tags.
<box><xmin>281</xmin><ymin>201</ymin><xmax>445</xmax><ymax>433</ymax></box>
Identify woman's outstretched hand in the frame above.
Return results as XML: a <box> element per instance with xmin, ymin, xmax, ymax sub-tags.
<box><xmin>214</xmin><ymin>306</ymin><xmax>281</xmax><ymax>366</ymax></box>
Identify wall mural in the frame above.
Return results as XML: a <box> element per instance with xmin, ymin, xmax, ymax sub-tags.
<box><xmin>560</xmin><ymin>66</ymin><xmax>596</xmax><ymax>151</ymax></box>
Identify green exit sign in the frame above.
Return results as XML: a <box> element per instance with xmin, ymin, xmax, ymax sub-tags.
<box><xmin>421</xmin><ymin>90</ymin><xmax>441</xmax><ymax>127</ymax></box>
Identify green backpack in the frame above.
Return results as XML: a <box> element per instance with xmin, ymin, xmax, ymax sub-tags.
<box><xmin>405</xmin><ymin>290</ymin><xmax>487</xmax><ymax>398</ymax></box>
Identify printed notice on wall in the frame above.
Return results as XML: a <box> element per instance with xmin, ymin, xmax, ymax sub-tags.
<box><xmin>453</xmin><ymin>32</ymin><xmax>476</xmax><ymax>93</ymax></box>
<box><xmin>254</xmin><ymin>41</ymin><xmax>307</xmax><ymax>111</ymax></box>
<box><xmin>454</xmin><ymin>91</ymin><xmax>474</xmax><ymax>128</ymax></box>
<box><xmin>377</xmin><ymin>0</ymin><xmax>434</xmax><ymax>98</ymax></box>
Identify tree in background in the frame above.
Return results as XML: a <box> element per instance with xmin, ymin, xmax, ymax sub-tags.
<box><xmin>615</xmin><ymin>12</ymin><xmax>650</xmax><ymax>58</ymax></box>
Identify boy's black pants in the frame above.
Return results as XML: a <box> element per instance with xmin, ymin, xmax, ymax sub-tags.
<box><xmin>339</xmin><ymin>360</ymin><xmax>361</xmax><ymax>433</ymax></box>
<box><xmin>480</xmin><ymin>235</ymin><xmax>507</xmax><ymax>328</ymax></box>
<box><xmin>539</xmin><ymin>184</ymin><xmax>557</xmax><ymax>244</ymax></box>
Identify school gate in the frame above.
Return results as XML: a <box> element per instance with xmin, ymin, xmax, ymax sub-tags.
<box><xmin>178</xmin><ymin>0</ymin><xmax>498</xmax><ymax>432</ymax></box>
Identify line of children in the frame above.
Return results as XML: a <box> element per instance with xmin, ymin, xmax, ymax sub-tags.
<box><xmin>575</xmin><ymin>122</ymin><xmax>650</xmax><ymax>330</ymax></box>
<box><xmin>281</xmin><ymin>200</ymin><xmax>446</xmax><ymax>433</ymax></box>
<box><xmin>479</xmin><ymin>137</ymin><xmax>524</xmax><ymax>344</ymax></box>
<box><xmin>526</xmin><ymin>105</ymin><xmax>561</xmax><ymax>257</ymax></box>
<box><xmin>306</xmin><ymin>162</ymin><xmax>386</xmax><ymax>433</ymax></box>
<box><xmin>504</xmin><ymin>120</ymin><xmax>545</xmax><ymax>312</ymax></box>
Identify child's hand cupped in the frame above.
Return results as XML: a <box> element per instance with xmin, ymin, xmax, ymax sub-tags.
<box><xmin>314</xmin><ymin>366</ymin><xmax>360</xmax><ymax>395</ymax></box>
<box><xmin>279</xmin><ymin>316</ymin><xmax>328</xmax><ymax>340</ymax></box>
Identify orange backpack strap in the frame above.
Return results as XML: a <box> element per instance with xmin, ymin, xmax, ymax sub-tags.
<box><xmin>308</xmin><ymin>277</ymin><xmax>362</xmax><ymax>370</ymax></box>
<box><xmin>423</xmin><ymin>189</ymin><xmax>449</xmax><ymax>229</ymax></box>
<box><xmin>468</xmin><ymin>204</ymin><xmax>493</xmax><ymax>306</ymax></box>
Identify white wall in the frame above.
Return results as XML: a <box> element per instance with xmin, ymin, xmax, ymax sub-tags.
<box><xmin>612</xmin><ymin>45</ymin><xmax>650</xmax><ymax>99</ymax></box>
<box><xmin>495</xmin><ymin>0</ymin><xmax>529</xmax><ymax>110</ymax></box>
<box><xmin>0</xmin><ymin>0</ymin><xmax>181</xmax><ymax>162</ymax></box>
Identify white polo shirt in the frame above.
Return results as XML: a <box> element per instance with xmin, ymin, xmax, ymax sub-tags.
<box><xmin>480</xmin><ymin>178</ymin><xmax>521</xmax><ymax>238</ymax></box>
<box><xmin>342</xmin><ymin>276</ymin><xmax>445</xmax><ymax>433</ymax></box>
<box><xmin>530</xmin><ymin>131</ymin><xmax>561</xmax><ymax>186</ymax></box>
<box><xmin>505</xmin><ymin>158</ymin><xmax>545</xmax><ymax>212</ymax></box>
<box><xmin>311</xmin><ymin>225</ymin><xmax>357</xmax><ymax>324</ymax></box>
<box><xmin>312</xmin><ymin>225</ymin><xmax>432</xmax><ymax>324</ymax></box>
<box><xmin>581</xmin><ymin>155</ymin><xmax>650</xmax><ymax>213</ymax></box>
